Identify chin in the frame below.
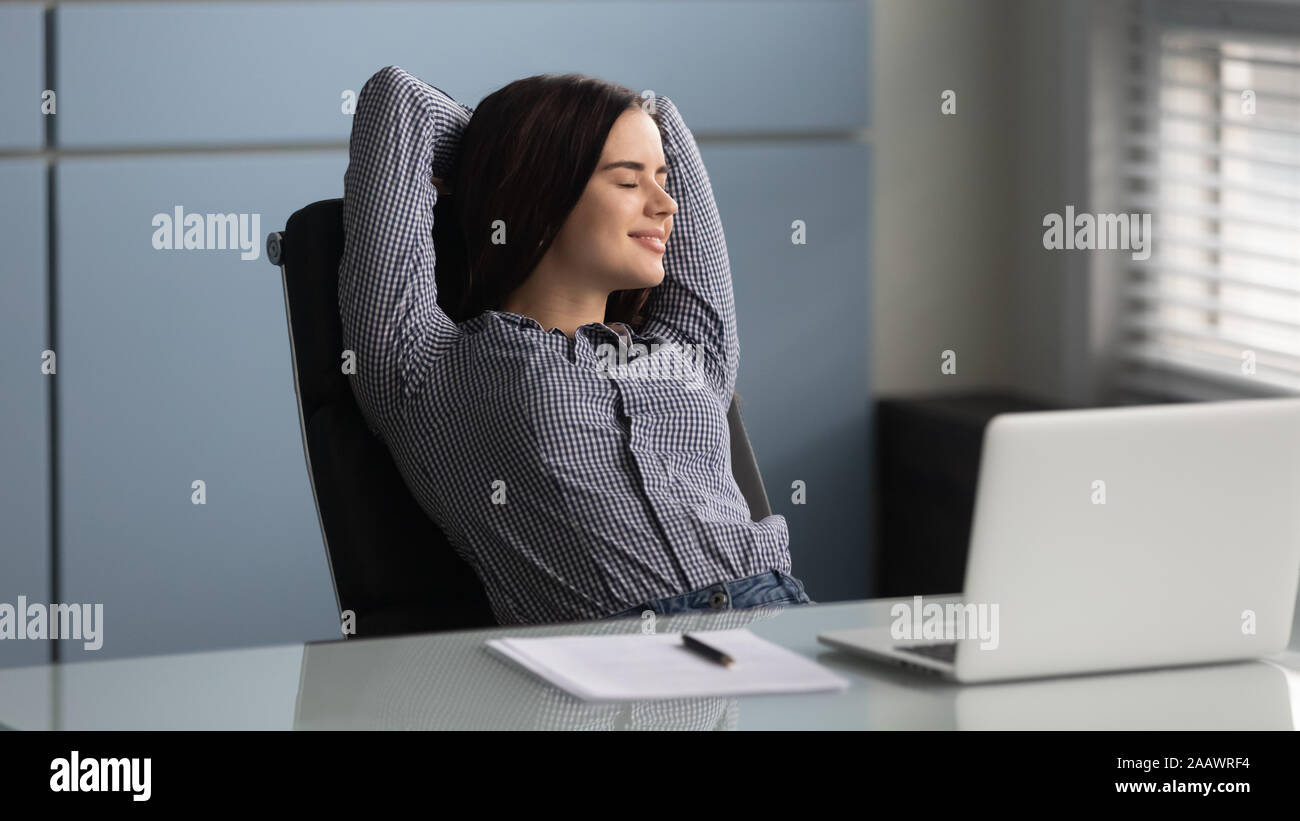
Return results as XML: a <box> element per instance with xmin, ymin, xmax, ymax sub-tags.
<box><xmin>642</xmin><ymin>265</ymin><xmax>667</xmax><ymax>287</ymax></box>
<box><xmin>615</xmin><ymin>271</ymin><xmax>663</xmax><ymax>290</ymax></box>
<box><xmin>611</xmin><ymin>260</ymin><xmax>666</xmax><ymax>290</ymax></box>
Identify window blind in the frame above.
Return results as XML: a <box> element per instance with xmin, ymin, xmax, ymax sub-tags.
<box><xmin>1118</xmin><ymin>0</ymin><xmax>1300</xmax><ymax>400</ymax></box>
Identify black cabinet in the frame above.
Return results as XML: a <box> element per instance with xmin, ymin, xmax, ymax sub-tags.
<box><xmin>873</xmin><ymin>391</ymin><xmax>1056</xmax><ymax>597</ymax></box>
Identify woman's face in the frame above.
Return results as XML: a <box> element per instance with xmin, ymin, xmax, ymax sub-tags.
<box><xmin>547</xmin><ymin>107</ymin><xmax>678</xmax><ymax>293</ymax></box>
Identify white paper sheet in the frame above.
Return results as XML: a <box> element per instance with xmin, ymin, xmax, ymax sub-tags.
<box><xmin>486</xmin><ymin>628</ymin><xmax>851</xmax><ymax>702</ymax></box>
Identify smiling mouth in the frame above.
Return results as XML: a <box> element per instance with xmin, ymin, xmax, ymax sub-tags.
<box><xmin>630</xmin><ymin>235</ymin><xmax>666</xmax><ymax>254</ymax></box>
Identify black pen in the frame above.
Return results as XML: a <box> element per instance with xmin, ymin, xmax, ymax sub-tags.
<box><xmin>682</xmin><ymin>633</ymin><xmax>734</xmax><ymax>667</ymax></box>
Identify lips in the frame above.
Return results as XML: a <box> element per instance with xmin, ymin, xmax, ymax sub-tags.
<box><xmin>631</xmin><ymin>236</ymin><xmax>665</xmax><ymax>254</ymax></box>
<box><xmin>629</xmin><ymin>230</ymin><xmax>666</xmax><ymax>254</ymax></box>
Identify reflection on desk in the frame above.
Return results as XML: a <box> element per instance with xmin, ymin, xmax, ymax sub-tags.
<box><xmin>295</xmin><ymin>606</ymin><xmax>792</xmax><ymax>730</ymax></box>
<box><xmin>0</xmin><ymin>597</ymin><xmax>1296</xmax><ymax>730</ymax></box>
<box><xmin>953</xmin><ymin>661</ymin><xmax>1297</xmax><ymax>730</ymax></box>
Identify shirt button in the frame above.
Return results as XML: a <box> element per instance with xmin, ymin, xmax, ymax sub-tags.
<box><xmin>709</xmin><ymin>591</ymin><xmax>728</xmax><ymax>609</ymax></box>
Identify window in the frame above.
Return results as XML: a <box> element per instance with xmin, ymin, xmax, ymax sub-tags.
<box><xmin>1119</xmin><ymin>0</ymin><xmax>1300</xmax><ymax>399</ymax></box>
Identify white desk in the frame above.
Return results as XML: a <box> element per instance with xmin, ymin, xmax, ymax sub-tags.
<box><xmin>1</xmin><ymin>596</ymin><xmax>1297</xmax><ymax>730</ymax></box>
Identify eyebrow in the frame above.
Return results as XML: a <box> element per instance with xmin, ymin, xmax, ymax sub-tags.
<box><xmin>599</xmin><ymin>160</ymin><xmax>669</xmax><ymax>175</ymax></box>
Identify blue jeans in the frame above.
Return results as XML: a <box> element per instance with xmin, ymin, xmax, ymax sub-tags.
<box><xmin>606</xmin><ymin>569</ymin><xmax>815</xmax><ymax>619</ymax></box>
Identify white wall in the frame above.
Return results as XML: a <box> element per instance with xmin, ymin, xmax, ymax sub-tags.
<box><xmin>872</xmin><ymin>0</ymin><xmax>1091</xmax><ymax>406</ymax></box>
<box><xmin>871</xmin><ymin>0</ymin><xmax>1016</xmax><ymax>396</ymax></box>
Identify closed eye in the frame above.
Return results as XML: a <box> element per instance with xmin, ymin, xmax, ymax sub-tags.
<box><xmin>619</xmin><ymin>178</ymin><xmax>667</xmax><ymax>189</ymax></box>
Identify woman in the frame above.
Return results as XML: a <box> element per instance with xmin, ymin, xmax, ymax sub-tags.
<box><xmin>339</xmin><ymin>65</ymin><xmax>813</xmax><ymax>624</ymax></box>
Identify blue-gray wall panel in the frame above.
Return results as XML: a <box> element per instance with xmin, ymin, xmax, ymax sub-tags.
<box><xmin>56</xmin><ymin>153</ymin><xmax>344</xmax><ymax>662</ymax></box>
<box><xmin>0</xmin><ymin>4</ymin><xmax>44</xmax><ymax>150</ymax></box>
<box><xmin>55</xmin><ymin>0</ymin><xmax>869</xmax><ymax>147</ymax></box>
<box><xmin>0</xmin><ymin>160</ymin><xmax>50</xmax><ymax>669</ymax></box>
<box><xmin>711</xmin><ymin>142</ymin><xmax>872</xmax><ymax>602</ymax></box>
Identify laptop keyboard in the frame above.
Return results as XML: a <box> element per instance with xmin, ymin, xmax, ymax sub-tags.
<box><xmin>896</xmin><ymin>642</ymin><xmax>957</xmax><ymax>663</ymax></box>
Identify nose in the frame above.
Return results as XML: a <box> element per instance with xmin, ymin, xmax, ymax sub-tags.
<box><xmin>650</xmin><ymin>187</ymin><xmax>677</xmax><ymax>218</ymax></box>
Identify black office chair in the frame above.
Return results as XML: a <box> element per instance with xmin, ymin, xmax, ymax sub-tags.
<box><xmin>268</xmin><ymin>197</ymin><xmax>774</xmax><ymax>638</ymax></box>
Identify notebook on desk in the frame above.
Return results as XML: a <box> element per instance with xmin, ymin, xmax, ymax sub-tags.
<box><xmin>485</xmin><ymin>628</ymin><xmax>850</xmax><ymax>702</ymax></box>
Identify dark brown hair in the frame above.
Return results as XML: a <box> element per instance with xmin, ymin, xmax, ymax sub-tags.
<box><xmin>433</xmin><ymin>73</ymin><xmax>666</xmax><ymax>330</ymax></box>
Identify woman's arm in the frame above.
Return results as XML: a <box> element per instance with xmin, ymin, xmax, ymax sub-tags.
<box><xmin>338</xmin><ymin>65</ymin><xmax>472</xmax><ymax>423</ymax></box>
<box><xmin>638</xmin><ymin>96</ymin><xmax>740</xmax><ymax>407</ymax></box>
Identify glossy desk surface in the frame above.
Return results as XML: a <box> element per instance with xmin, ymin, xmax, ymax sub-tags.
<box><xmin>1</xmin><ymin>595</ymin><xmax>1297</xmax><ymax>730</ymax></box>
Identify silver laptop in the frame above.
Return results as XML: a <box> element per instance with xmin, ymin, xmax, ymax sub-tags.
<box><xmin>819</xmin><ymin>397</ymin><xmax>1300</xmax><ymax>683</ymax></box>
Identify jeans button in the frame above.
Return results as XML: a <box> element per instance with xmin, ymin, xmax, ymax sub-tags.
<box><xmin>709</xmin><ymin>591</ymin><xmax>728</xmax><ymax>609</ymax></box>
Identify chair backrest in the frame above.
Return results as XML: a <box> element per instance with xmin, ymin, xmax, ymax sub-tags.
<box><xmin>269</xmin><ymin>198</ymin><xmax>773</xmax><ymax>637</ymax></box>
